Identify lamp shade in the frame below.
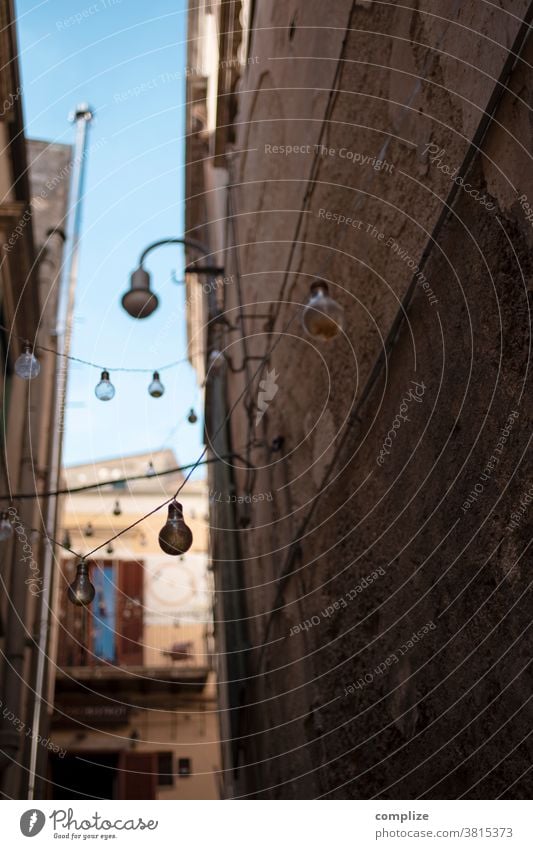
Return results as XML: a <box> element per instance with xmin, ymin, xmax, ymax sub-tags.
<box><xmin>121</xmin><ymin>267</ymin><xmax>159</xmax><ymax>318</ymax></box>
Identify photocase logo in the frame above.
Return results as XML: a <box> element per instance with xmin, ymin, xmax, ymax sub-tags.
<box><xmin>256</xmin><ymin>368</ymin><xmax>279</xmax><ymax>425</ymax></box>
<box><xmin>20</xmin><ymin>809</ymin><xmax>46</xmax><ymax>837</ymax></box>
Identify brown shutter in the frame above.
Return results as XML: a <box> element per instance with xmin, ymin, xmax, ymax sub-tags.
<box><xmin>116</xmin><ymin>560</ymin><xmax>144</xmax><ymax>666</ymax></box>
<box><xmin>117</xmin><ymin>752</ymin><xmax>157</xmax><ymax>799</ymax></box>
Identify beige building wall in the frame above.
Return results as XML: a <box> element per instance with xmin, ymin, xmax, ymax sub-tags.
<box><xmin>50</xmin><ymin>450</ymin><xmax>221</xmax><ymax>799</ymax></box>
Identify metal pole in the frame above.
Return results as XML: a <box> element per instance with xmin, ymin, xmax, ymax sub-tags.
<box><xmin>27</xmin><ymin>104</ymin><xmax>94</xmax><ymax>800</ymax></box>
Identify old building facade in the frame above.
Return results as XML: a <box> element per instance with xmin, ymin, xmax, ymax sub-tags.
<box><xmin>0</xmin><ymin>0</ymin><xmax>71</xmax><ymax>799</ymax></box>
<box><xmin>48</xmin><ymin>450</ymin><xmax>220</xmax><ymax>799</ymax></box>
<box><xmin>185</xmin><ymin>1</ymin><xmax>533</xmax><ymax>798</ymax></box>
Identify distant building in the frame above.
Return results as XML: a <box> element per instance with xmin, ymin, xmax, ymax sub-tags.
<box><xmin>48</xmin><ymin>450</ymin><xmax>221</xmax><ymax>799</ymax></box>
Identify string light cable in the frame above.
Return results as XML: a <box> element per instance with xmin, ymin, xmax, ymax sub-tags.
<box><xmin>82</xmin><ymin>309</ymin><xmax>299</xmax><ymax>560</ymax></box>
<box><xmin>0</xmin><ymin>321</ymin><xmax>201</xmax><ymax>376</ymax></box>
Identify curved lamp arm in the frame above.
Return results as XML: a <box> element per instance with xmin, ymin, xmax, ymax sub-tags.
<box><xmin>138</xmin><ymin>236</ymin><xmax>211</xmax><ymax>268</ymax></box>
<box><xmin>121</xmin><ymin>235</ymin><xmax>224</xmax><ymax>319</ymax></box>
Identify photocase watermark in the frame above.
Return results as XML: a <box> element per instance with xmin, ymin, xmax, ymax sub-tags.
<box><xmin>264</xmin><ymin>142</ymin><xmax>394</xmax><ymax>173</ymax></box>
<box><xmin>315</xmin><ymin>211</ymin><xmax>438</xmax><ymax>304</ymax></box>
<box><xmin>255</xmin><ymin>368</ymin><xmax>279</xmax><ymax>425</ymax></box>
<box><xmin>376</xmin><ymin>380</ymin><xmax>426</xmax><ymax>465</ymax></box>
<box><xmin>517</xmin><ymin>194</ymin><xmax>533</xmax><ymax>231</ymax></box>
<box><xmin>50</xmin><ymin>808</ymin><xmax>158</xmax><ymax>834</ymax></box>
<box><xmin>114</xmin><ymin>70</ymin><xmax>185</xmax><ymax>104</ymax></box>
<box><xmin>0</xmin><ymin>698</ymin><xmax>66</xmax><ymax>758</ymax></box>
<box><xmin>209</xmin><ymin>489</ymin><xmax>273</xmax><ymax>504</ymax></box>
<box><xmin>56</xmin><ymin>0</ymin><xmax>122</xmax><ymax>30</ymax></box>
<box><xmin>20</xmin><ymin>809</ymin><xmax>46</xmax><ymax>837</ymax></box>
<box><xmin>0</xmin><ymin>85</ymin><xmax>22</xmax><ymax>119</ymax></box>
<box><xmin>3</xmin><ymin>137</ymin><xmax>107</xmax><ymax>253</ymax></box>
<box><xmin>461</xmin><ymin>410</ymin><xmax>519</xmax><ymax>514</ymax></box>
<box><xmin>289</xmin><ymin>566</ymin><xmax>386</xmax><ymax>636</ymax></box>
<box><xmin>7</xmin><ymin>507</ymin><xmax>42</xmax><ymax>597</ymax></box>
<box><xmin>149</xmin><ymin>274</ymin><xmax>235</xmax><ymax>357</ymax></box>
<box><xmin>505</xmin><ymin>482</ymin><xmax>533</xmax><ymax>532</ymax></box>
<box><xmin>113</xmin><ymin>57</ymin><xmax>260</xmax><ymax>103</ymax></box>
<box><xmin>379</xmin><ymin>230</ymin><xmax>438</xmax><ymax>306</ymax></box>
<box><xmin>344</xmin><ymin>620</ymin><xmax>436</xmax><ymax>694</ymax></box>
<box><xmin>422</xmin><ymin>142</ymin><xmax>496</xmax><ymax>212</ymax></box>
<box><xmin>317</xmin><ymin>208</ymin><xmax>367</xmax><ymax>230</ymax></box>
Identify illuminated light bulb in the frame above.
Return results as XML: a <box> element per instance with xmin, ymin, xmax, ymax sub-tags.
<box><xmin>15</xmin><ymin>345</ymin><xmax>41</xmax><ymax>380</ymax></box>
<box><xmin>95</xmin><ymin>370</ymin><xmax>115</xmax><ymax>401</ymax></box>
<box><xmin>113</xmin><ymin>500</ymin><xmax>122</xmax><ymax>516</ymax></box>
<box><xmin>158</xmin><ymin>500</ymin><xmax>193</xmax><ymax>556</ymax></box>
<box><xmin>0</xmin><ymin>512</ymin><xmax>13</xmax><ymax>541</ymax></box>
<box><xmin>187</xmin><ymin>408</ymin><xmax>198</xmax><ymax>424</ymax></box>
<box><xmin>84</xmin><ymin>522</ymin><xmax>94</xmax><ymax>537</ymax></box>
<box><xmin>67</xmin><ymin>559</ymin><xmax>95</xmax><ymax>607</ymax></box>
<box><xmin>148</xmin><ymin>371</ymin><xmax>165</xmax><ymax>398</ymax></box>
<box><xmin>301</xmin><ymin>281</ymin><xmax>344</xmax><ymax>341</ymax></box>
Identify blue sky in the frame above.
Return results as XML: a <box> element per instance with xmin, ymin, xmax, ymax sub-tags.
<box><xmin>16</xmin><ymin>0</ymin><xmax>204</xmax><ymax>473</ymax></box>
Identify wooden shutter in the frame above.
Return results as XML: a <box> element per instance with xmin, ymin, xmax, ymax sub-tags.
<box><xmin>116</xmin><ymin>560</ymin><xmax>144</xmax><ymax>666</ymax></box>
<box><xmin>117</xmin><ymin>752</ymin><xmax>157</xmax><ymax>799</ymax></box>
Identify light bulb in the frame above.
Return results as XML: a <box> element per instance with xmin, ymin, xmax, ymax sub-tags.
<box><xmin>146</xmin><ymin>461</ymin><xmax>156</xmax><ymax>477</ymax></box>
<box><xmin>187</xmin><ymin>407</ymin><xmax>198</xmax><ymax>424</ymax></box>
<box><xmin>301</xmin><ymin>281</ymin><xmax>344</xmax><ymax>341</ymax></box>
<box><xmin>113</xmin><ymin>500</ymin><xmax>122</xmax><ymax>516</ymax></box>
<box><xmin>158</xmin><ymin>500</ymin><xmax>193</xmax><ymax>556</ymax></box>
<box><xmin>84</xmin><ymin>522</ymin><xmax>94</xmax><ymax>537</ymax></box>
<box><xmin>0</xmin><ymin>512</ymin><xmax>13</xmax><ymax>541</ymax></box>
<box><xmin>208</xmin><ymin>349</ymin><xmax>225</xmax><ymax>374</ymax></box>
<box><xmin>148</xmin><ymin>371</ymin><xmax>165</xmax><ymax>398</ymax></box>
<box><xmin>15</xmin><ymin>345</ymin><xmax>41</xmax><ymax>380</ymax></box>
<box><xmin>95</xmin><ymin>370</ymin><xmax>115</xmax><ymax>401</ymax></box>
<box><xmin>67</xmin><ymin>559</ymin><xmax>95</xmax><ymax>606</ymax></box>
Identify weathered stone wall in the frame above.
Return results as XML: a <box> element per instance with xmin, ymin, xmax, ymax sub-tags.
<box><xmin>216</xmin><ymin>0</ymin><xmax>533</xmax><ymax>798</ymax></box>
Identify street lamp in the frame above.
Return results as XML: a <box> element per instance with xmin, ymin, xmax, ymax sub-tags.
<box><xmin>121</xmin><ymin>236</ymin><xmax>224</xmax><ymax>318</ymax></box>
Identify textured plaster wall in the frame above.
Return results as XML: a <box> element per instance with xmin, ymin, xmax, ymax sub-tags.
<box><xmin>218</xmin><ymin>0</ymin><xmax>533</xmax><ymax>798</ymax></box>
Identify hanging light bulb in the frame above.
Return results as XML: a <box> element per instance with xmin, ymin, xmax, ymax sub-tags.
<box><xmin>148</xmin><ymin>371</ymin><xmax>165</xmax><ymax>398</ymax></box>
<box><xmin>84</xmin><ymin>522</ymin><xmax>94</xmax><ymax>537</ymax></box>
<box><xmin>121</xmin><ymin>267</ymin><xmax>159</xmax><ymax>319</ymax></box>
<box><xmin>158</xmin><ymin>500</ymin><xmax>193</xmax><ymax>556</ymax></box>
<box><xmin>14</xmin><ymin>345</ymin><xmax>41</xmax><ymax>380</ymax></box>
<box><xmin>146</xmin><ymin>461</ymin><xmax>156</xmax><ymax>477</ymax></box>
<box><xmin>106</xmin><ymin>542</ymin><xmax>114</xmax><ymax>555</ymax></box>
<box><xmin>0</xmin><ymin>512</ymin><xmax>13</xmax><ymax>541</ymax></box>
<box><xmin>187</xmin><ymin>407</ymin><xmax>198</xmax><ymax>424</ymax></box>
<box><xmin>67</xmin><ymin>559</ymin><xmax>95</xmax><ymax>606</ymax></box>
<box><xmin>95</xmin><ymin>370</ymin><xmax>115</xmax><ymax>401</ymax></box>
<box><xmin>112</xmin><ymin>500</ymin><xmax>122</xmax><ymax>516</ymax></box>
<box><xmin>301</xmin><ymin>281</ymin><xmax>344</xmax><ymax>341</ymax></box>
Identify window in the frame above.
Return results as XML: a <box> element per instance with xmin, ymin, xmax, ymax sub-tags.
<box><xmin>178</xmin><ymin>757</ymin><xmax>191</xmax><ymax>777</ymax></box>
<box><xmin>157</xmin><ymin>752</ymin><xmax>174</xmax><ymax>786</ymax></box>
